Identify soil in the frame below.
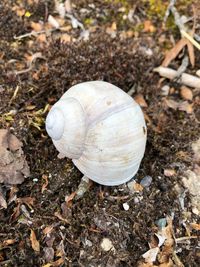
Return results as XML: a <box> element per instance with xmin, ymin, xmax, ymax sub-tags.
<box><xmin>0</xmin><ymin>1</ymin><xmax>199</xmax><ymax>267</ymax></box>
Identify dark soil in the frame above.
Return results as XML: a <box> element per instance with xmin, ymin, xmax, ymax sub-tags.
<box><xmin>0</xmin><ymin>1</ymin><xmax>199</xmax><ymax>266</ymax></box>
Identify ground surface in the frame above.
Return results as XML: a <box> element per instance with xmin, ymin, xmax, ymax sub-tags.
<box><xmin>0</xmin><ymin>0</ymin><xmax>200</xmax><ymax>266</ymax></box>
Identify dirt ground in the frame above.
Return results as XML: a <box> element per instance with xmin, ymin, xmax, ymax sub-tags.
<box><xmin>0</xmin><ymin>0</ymin><xmax>200</xmax><ymax>266</ymax></box>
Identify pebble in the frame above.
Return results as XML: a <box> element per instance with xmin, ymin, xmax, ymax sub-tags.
<box><xmin>161</xmin><ymin>85</ymin><xmax>170</xmax><ymax>96</ymax></box>
<box><xmin>100</xmin><ymin>238</ymin><xmax>115</xmax><ymax>252</ymax></box>
<box><xmin>196</xmin><ymin>69</ymin><xmax>200</xmax><ymax>77</ymax></box>
<box><xmin>140</xmin><ymin>175</ymin><xmax>152</xmax><ymax>188</ymax></box>
<box><xmin>33</xmin><ymin>178</ymin><xmax>38</xmax><ymax>183</ymax></box>
<box><xmin>155</xmin><ymin>218</ymin><xmax>167</xmax><ymax>229</ymax></box>
<box><xmin>123</xmin><ymin>202</ymin><xmax>130</xmax><ymax>211</ymax></box>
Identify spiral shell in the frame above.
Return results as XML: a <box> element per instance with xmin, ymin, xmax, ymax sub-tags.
<box><xmin>46</xmin><ymin>81</ymin><xmax>147</xmax><ymax>186</ymax></box>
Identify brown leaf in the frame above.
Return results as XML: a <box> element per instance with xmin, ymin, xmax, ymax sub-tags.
<box><xmin>178</xmin><ymin>101</ymin><xmax>193</xmax><ymax>114</ymax></box>
<box><xmin>30</xmin><ymin>22</ymin><xmax>43</xmax><ymax>32</ymax></box>
<box><xmin>186</xmin><ymin>40</ymin><xmax>195</xmax><ymax>67</ymax></box>
<box><xmin>180</xmin><ymin>86</ymin><xmax>193</xmax><ymax>100</ymax></box>
<box><xmin>10</xmin><ymin>203</ymin><xmax>21</xmax><ymax>222</ymax></box>
<box><xmin>190</xmin><ymin>223</ymin><xmax>200</xmax><ymax>230</ymax></box>
<box><xmin>143</xmin><ymin>20</ymin><xmax>155</xmax><ymax>33</ymax></box>
<box><xmin>43</xmin><ymin>225</ymin><xmax>54</xmax><ymax>235</ymax></box>
<box><xmin>17</xmin><ymin>197</ymin><xmax>35</xmax><ymax>208</ymax></box>
<box><xmin>42</xmin><ymin>174</ymin><xmax>49</xmax><ymax>193</ymax></box>
<box><xmin>164</xmin><ymin>99</ymin><xmax>179</xmax><ymax>110</ymax></box>
<box><xmin>30</xmin><ymin>229</ymin><xmax>40</xmax><ymax>252</ymax></box>
<box><xmin>2</xmin><ymin>239</ymin><xmax>16</xmax><ymax>246</ymax></box>
<box><xmin>164</xmin><ymin>169</ymin><xmax>176</xmax><ymax>177</ymax></box>
<box><xmin>65</xmin><ymin>191</ymin><xmax>76</xmax><ymax>207</ymax></box>
<box><xmin>133</xmin><ymin>182</ymin><xmax>143</xmax><ymax>192</ymax></box>
<box><xmin>162</xmin><ymin>38</ymin><xmax>187</xmax><ymax>67</ymax></box>
<box><xmin>0</xmin><ymin>190</ymin><xmax>7</xmax><ymax>209</ymax></box>
<box><xmin>134</xmin><ymin>94</ymin><xmax>148</xmax><ymax>108</ymax></box>
<box><xmin>54</xmin><ymin>211</ymin><xmax>70</xmax><ymax>224</ymax></box>
<box><xmin>0</xmin><ymin>129</ymin><xmax>30</xmax><ymax>184</ymax></box>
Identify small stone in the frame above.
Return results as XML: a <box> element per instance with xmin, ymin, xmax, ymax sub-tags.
<box><xmin>85</xmin><ymin>239</ymin><xmax>93</xmax><ymax>247</ymax></box>
<box><xmin>155</xmin><ymin>218</ymin><xmax>167</xmax><ymax>229</ymax></box>
<box><xmin>196</xmin><ymin>69</ymin><xmax>200</xmax><ymax>77</ymax></box>
<box><xmin>123</xmin><ymin>202</ymin><xmax>129</xmax><ymax>211</ymax></box>
<box><xmin>33</xmin><ymin>178</ymin><xmax>38</xmax><ymax>182</ymax></box>
<box><xmin>192</xmin><ymin>207</ymin><xmax>199</xmax><ymax>215</ymax></box>
<box><xmin>161</xmin><ymin>85</ymin><xmax>170</xmax><ymax>96</ymax></box>
<box><xmin>140</xmin><ymin>176</ymin><xmax>152</xmax><ymax>187</ymax></box>
<box><xmin>100</xmin><ymin>238</ymin><xmax>115</xmax><ymax>252</ymax></box>
<box><xmin>164</xmin><ymin>169</ymin><xmax>176</xmax><ymax>177</ymax></box>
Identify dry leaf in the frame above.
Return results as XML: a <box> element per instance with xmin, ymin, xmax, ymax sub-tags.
<box><xmin>60</xmin><ymin>33</ymin><xmax>71</xmax><ymax>43</ymax></box>
<box><xmin>186</xmin><ymin>40</ymin><xmax>195</xmax><ymax>67</ymax></box>
<box><xmin>162</xmin><ymin>38</ymin><xmax>188</xmax><ymax>67</ymax></box>
<box><xmin>180</xmin><ymin>86</ymin><xmax>193</xmax><ymax>100</ymax></box>
<box><xmin>164</xmin><ymin>169</ymin><xmax>176</xmax><ymax>177</ymax></box>
<box><xmin>54</xmin><ymin>211</ymin><xmax>70</xmax><ymax>224</ymax></box>
<box><xmin>30</xmin><ymin>229</ymin><xmax>40</xmax><ymax>252</ymax></box>
<box><xmin>65</xmin><ymin>191</ymin><xmax>76</xmax><ymax>206</ymax></box>
<box><xmin>0</xmin><ymin>189</ymin><xmax>7</xmax><ymax>209</ymax></box>
<box><xmin>42</xmin><ymin>174</ymin><xmax>49</xmax><ymax>193</ymax></box>
<box><xmin>142</xmin><ymin>247</ymin><xmax>159</xmax><ymax>263</ymax></box>
<box><xmin>190</xmin><ymin>223</ymin><xmax>200</xmax><ymax>230</ymax></box>
<box><xmin>48</xmin><ymin>15</ymin><xmax>60</xmax><ymax>28</ymax></box>
<box><xmin>3</xmin><ymin>239</ymin><xmax>16</xmax><ymax>246</ymax></box>
<box><xmin>30</xmin><ymin>22</ymin><xmax>43</xmax><ymax>32</ymax></box>
<box><xmin>0</xmin><ymin>129</ymin><xmax>30</xmax><ymax>184</ymax></box>
<box><xmin>133</xmin><ymin>182</ymin><xmax>143</xmax><ymax>192</ymax></box>
<box><xmin>134</xmin><ymin>94</ymin><xmax>148</xmax><ymax>108</ymax></box>
<box><xmin>43</xmin><ymin>225</ymin><xmax>54</xmax><ymax>235</ymax></box>
<box><xmin>164</xmin><ymin>99</ymin><xmax>179</xmax><ymax>110</ymax></box>
<box><xmin>143</xmin><ymin>20</ymin><xmax>155</xmax><ymax>33</ymax></box>
<box><xmin>178</xmin><ymin>101</ymin><xmax>193</xmax><ymax>114</ymax></box>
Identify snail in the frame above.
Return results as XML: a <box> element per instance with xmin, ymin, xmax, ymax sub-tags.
<box><xmin>46</xmin><ymin>81</ymin><xmax>147</xmax><ymax>186</ymax></box>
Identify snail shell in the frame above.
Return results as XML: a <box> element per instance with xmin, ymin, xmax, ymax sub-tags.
<box><xmin>46</xmin><ymin>81</ymin><xmax>147</xmax><ymax>186</ymax></box>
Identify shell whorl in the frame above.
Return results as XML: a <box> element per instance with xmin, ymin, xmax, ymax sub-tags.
<box><xmin>45</xmin><ymin>97</ymin><xmax>87</xmax><ymax>159</ymax></box>
<box><xmin>46</xmin><ymin>108</ymin><xmax>65</xmax><ymax>141</ymax></box>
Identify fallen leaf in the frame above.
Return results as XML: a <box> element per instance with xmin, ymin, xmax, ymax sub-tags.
<box><xmin>30</xmin><ymin>22</ymin><xmax>43</xmax><ymax>32</ymax></box>
<box><xmin>48</xmin><ymin>15</ymin><xmax>60</xmax><ymax>28</ymax></box>
<box><xmin>30</xmin><ymin>229</ymin><xmax>40</xmax><ymax>252</ymax></box>
<box><xmin>142</xmin><ymin>247</ymin><xmax>159</xmax><ymax>263</ymax></box>
<box><xmin>0</xmin><ymin>129</ymin><xmax>30</xmax><ymax>184</ymax></box>
<box><xmin>164</xmin><ymin>169</ymin><xmax>176</xmax><ymax>177</ymax></box>
<box><xmin>60</xmin><ymin>33</ymin><xmax>71</xmax><ymax>43</ymax></box>
<box><xmin>43</xmin><ymin>225</ymin><xmax>54</xmax><ymax>235</ymax></box>
<box><xmin>65</xmin><ymin>191</ymin><xmax>76</xmax><ymax>206</ymax></box>
<box><xmin>133</xmin><ymin>182</ymin><xmax>144</xmax><ymax>192</ymax></box>
<box><xmin>0</xmin><ymin>189</ymin><xmax>7</xmax><ymax>209</ymax></box>
<box><xmin>162</xmin><ymin>38</ymin><xmax>187</xmax><ymax>67</ymax></box>
<box><xmin>190</xmin><ymin>223</ymin><xmax>200</xmax><ymax>231</ymax></box>
<box><xmin>178</xmin><ymin>101</ymin><xmax>193</xmax><ymax>114</ymax></box>
<box><xmin>180</xmin><ymin>86</ymin><xmax>193</xmax><ymax>100</ymax></box>
<box><xmin>54</xmin><ymin>211</ymin><xmax>70</xmax><ymax>224</ymax></box>
<box><xmin>143</xmin><ymin>20</ymin><xmax>155</xmax><ymax>33</ymax></box>
<box><xmin>186</xmin><ymin>40</ymin><xmax>195</xmax><ymax>67</ymax></box>
<box><xmin>2</xmin><ymin>239</ymin><xmax>16</xmax><ymax>246</ymax></box>
<box><xmin>134</xmin><ymin>94</ymin><xmax>148</xmax><ymax>107</ymax></box>
<box><xmin>42</xmin><ymin>174</ymin><xmax>49</xmax><ymax>193</ymax></box>
<box><xmin>17</xmin><ymin>197</ymin><xmax>35</xmax><ymax>208</ymax></box>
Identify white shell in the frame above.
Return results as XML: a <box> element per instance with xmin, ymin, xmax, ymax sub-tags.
<box><xmin>46</xmin><ymin>81</ymin><xmax>147</xmax><ymax>186</ymax></box>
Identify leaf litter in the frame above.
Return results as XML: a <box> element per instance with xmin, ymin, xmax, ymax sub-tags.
<box><xmin>0</xmin><ymin>0</ymin><xmax>200</xmax><ymax>266</ymax></box>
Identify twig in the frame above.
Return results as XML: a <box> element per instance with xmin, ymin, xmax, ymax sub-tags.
<box><xmin>181</xmin><ymin>29</ymin><xmax>200</xmax><ymax>50</ymax></box>
<box><xmin>175</xmin><ymin>236</ymin><xmax>197</xmax><ymax>243</ymax></box>
<box><xmin>14</xmin><ymin>27</ymin><xmax>67</xmax><ymax>40</ymax></box>
<box><xmin>154</xmin><ymin>66</ymin><xmax>200</xmax><ymax>89</ymax></box>
<box><xmin>175</xmin><ymin>55</ymin><xmax>189</xmax><ymax>79</ymax></box>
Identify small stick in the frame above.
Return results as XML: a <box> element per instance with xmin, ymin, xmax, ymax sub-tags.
<box><xmin>181</xmin><ymin>29</ymin><xmax>200</xmax><ymax>50</ymax></box>
<box><xmin>154</xmin><ymin>66</ymin><xmax>200</xmax><ymax>89</ymax></box>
